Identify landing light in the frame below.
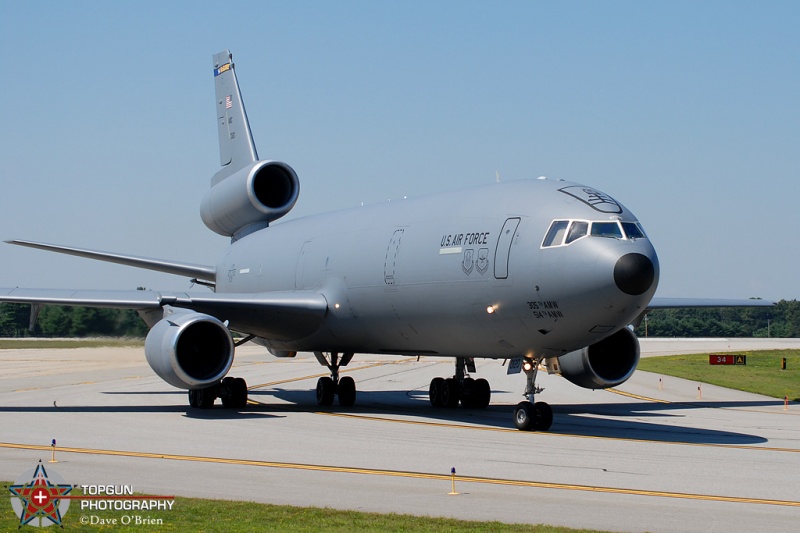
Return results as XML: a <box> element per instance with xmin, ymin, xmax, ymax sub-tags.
<box><xmin>522</xmin><ymin>360</ymin><xmax>534</xmax><ymax>372</ymax></box>
<box><xmin>334</xmin><ymin>303</ymin><xmax>341</xmax><ymax>310</ymax></box>
<box><xmin>486</xmin><ymin>305</ymin><xmax>495</xmax><ymax>314</ymax></box>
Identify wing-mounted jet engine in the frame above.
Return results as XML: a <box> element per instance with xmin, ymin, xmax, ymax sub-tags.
<box><xmin>144</xmin><ymin>311</ymin><xmax>234</xmax><ymax>389</ymax></box>
<box><xmin>557</xmin><ymin>327</ymin><xmax>640</xmax><ymax>390</ymax></box>
<box><xmin>144</xmin><ymin>310</ymin><xmax>247</xmax><ymax>409</ymax></box>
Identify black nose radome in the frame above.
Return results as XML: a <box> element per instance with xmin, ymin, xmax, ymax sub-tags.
<box><xmin>614</xmin><ymin>253</ymin><xmax>654</xmax><ymax>296</ymax></box>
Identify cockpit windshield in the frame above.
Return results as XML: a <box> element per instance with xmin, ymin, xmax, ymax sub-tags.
<box><xmin>591</xmin><ymin>222</ymin><xmax>623</xmax><ymax>239</ymax></box>
<box><xmin>541</xmin><ymin>221</ymin><xmax>569</xmax><ymax>247</ymax></box>
<box><xmin>541</xmin><ymin>219</ymin><xmax>647</xmax><ymax>248</ymax></box>
<box><xmin>566</xmin><ymin>221</ymin><xmax>588</xmax><ymax>244</ymax></box>
<box><xmin>621</xmin><ymin>222</ymin><xmax>646</xmax><ymax>240</ymax></box>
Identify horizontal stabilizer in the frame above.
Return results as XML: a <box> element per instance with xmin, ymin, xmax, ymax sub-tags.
<box><xmin>6</xmin><ymin>239</ymin><xmax>216</xmax><ymax>283</ymax></box>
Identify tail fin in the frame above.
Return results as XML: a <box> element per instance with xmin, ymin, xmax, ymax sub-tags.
<box><xmin>212</xmin><ymin>50</ymin><xmax>258</xmax><ymax>185</ymax></box>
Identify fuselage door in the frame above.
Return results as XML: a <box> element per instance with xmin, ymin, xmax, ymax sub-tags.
<box><xmin>494</xmin><ymin>217</ymin><xmax>520</xmax><ymax>279</ymax></box>
<box><xmin>295</xmin><ymin>240</ymin><xmax>312</xmax><ymax>289</ymax></box>
<box><xmin>384</xmin><ymin>229</ymin><xmax>405</xmax><ymax>285</ymax></box>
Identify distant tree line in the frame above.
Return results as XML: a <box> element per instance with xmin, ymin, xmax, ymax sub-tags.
<box><xmin>1</xmin><ymin>300</ymin><xmax>798</xmax><ymax>339</ymax></box>
<box><xmin>636</xmin><ymin>300</ymin><xmax>799</xmax><ymax>338</ymax></box>
<box><xmin>0</xmin><ymin>303</ymin><xmax>148</xmax><ymax>338</ymax></box>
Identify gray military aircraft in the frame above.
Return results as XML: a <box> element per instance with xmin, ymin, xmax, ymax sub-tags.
<box><xmin>0</xmin><ymin>51</ymin><xmax>772</xmax><ymax>431</ymax></box>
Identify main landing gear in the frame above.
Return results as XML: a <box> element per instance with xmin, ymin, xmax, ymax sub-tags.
<box><xmin>188</xmin><ymin>376</ymin><xmax>248</xmax><ymax>409</ymax></box>
<box><xmin>428</xmin><ymin>357</ymin><xmax>491</xmax><ymax>409</ymax></box>
<box><xmin>513</xmin><ymin>358</ymin><xmax>553</xmax><ymax>431</ymax></box>
<box><xmin>314</xmin><ymin>351</ymin><xmax>356</xmax><ymax>407</ymax></box>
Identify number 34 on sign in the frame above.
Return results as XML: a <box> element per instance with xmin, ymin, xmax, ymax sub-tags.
<box><xmin>709</xmin><ymin>354</ymin><xmax>747</xmax><ymax>365</ymax></box>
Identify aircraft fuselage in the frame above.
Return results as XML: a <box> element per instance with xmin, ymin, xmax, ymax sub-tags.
<box><xmin>216</xmin><ymin>178</ymin><xmax>659</xmax><ymax>359</ymax></box>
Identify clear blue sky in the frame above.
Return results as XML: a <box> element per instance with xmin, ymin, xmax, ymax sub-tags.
<box><xmin>1</xmin><ymin>1</ymin><xmax>798</xmax><ymax>301</ymax></box>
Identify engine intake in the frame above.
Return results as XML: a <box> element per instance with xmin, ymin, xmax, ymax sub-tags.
<box><xmin>144</xmin><ymin>312</ymin><xmax>234</xmax><ymax>389</ymax></box>
<box><xmin>201</xmin><ymin>160</ymin><xmax>299</xmax><ymax>238</ymax></box>
<box><xmin>557</xmin><ymin>327</ymin><xmax>640</xmax><ymax>389</ymax></box>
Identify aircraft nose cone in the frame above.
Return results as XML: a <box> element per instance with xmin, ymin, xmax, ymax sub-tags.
<box><xmin>614</xmin><ymin>253</ymin><xmax>655</xmax><ymax>296</ymax></box>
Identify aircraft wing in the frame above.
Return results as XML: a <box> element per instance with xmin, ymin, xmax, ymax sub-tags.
<box><xmin>647</xmin><ymin>297</ymin><xmax>775</xmax><ymax>309</ymax></box>
<box><xmin>6</xmin><ymin>239</ymin><xmax>216</xmax><ymax>283</ymax></box>
<box><xmin>0</xmin><ymin>288</ymin><xmax>328</xmax><ymax>341</ymax></box>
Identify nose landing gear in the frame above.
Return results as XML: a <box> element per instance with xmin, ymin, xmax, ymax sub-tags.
<box><xmin>513</xmin><ymin>357</ymin><xmax>553</xmax><ymax>431</ymax></box>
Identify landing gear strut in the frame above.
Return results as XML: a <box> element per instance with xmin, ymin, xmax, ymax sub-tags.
<box><xmin>188</xmin><ymin>376</ymin><xmax>248</xmax><ymax>409</ymax></box>
<box><xmin>429</xmin><ymin>357</ymin><xmax>491</xmax><ymax>409</ymax></box>
<box><xmin>513</xmin><ymin>358</ymin><xmax>553</xmax><ymax>431</ymax></box>
<box><xmin>314</xmin><ymin>351</ymin><xmax>356</xmax><ymax>407</ymax></box>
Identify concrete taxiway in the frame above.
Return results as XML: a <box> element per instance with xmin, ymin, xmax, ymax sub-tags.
<box><xmin>1</xmin><ymin>338</ymin><xmax>799</xmax><ymax>532</ymax></box>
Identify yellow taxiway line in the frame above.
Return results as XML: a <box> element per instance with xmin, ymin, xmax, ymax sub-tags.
<box><xmin>606</xmin><ymin>388</ymin><xmax>671</xmax><ymax>403</ymax></box>
<box><xmin>2</xmin><ymin>441</ymin><xmax>798</xmax><ymax>508</ymax></box>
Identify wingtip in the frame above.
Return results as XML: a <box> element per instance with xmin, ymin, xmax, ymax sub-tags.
<box><xmin>6</xmin><ymin>239</ymin><xmax>38</xmax><ymax>247</ymax></box>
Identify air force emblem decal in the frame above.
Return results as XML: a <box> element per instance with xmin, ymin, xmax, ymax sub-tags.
<box><xmin>558</xmin><ymin>186</ymin><xmax>623</xmax><ymax>214</ymax></box>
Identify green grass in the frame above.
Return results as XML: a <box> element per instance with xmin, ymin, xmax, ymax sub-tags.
<box><xmin>637</xmin><ymin>350</ymin><xmax>800</xmax><ymax>401</ymax></box>
<box><xmin>1</xmin><ymin>484</ymin><xmax>606</xmax><ymax>532</ymax></box>
<box><xmin>0</xmin><ymin>338</ymin><xmax>144</xmax><ymax>350</ymax></box>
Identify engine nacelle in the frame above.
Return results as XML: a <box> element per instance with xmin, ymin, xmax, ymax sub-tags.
<box><xmin>557</xmin><ymin>327</ymin><xmax>640</xmax><ymax>390</ymax></box>
<box><xmin>200</xmin><ymin>160</ymin><xmax>299</xmax><ymax>238</ymax></box>
<box><xmin>144</xmin><ymin>312</ymin><xmax>234</xmax><ymax>389</ymax></box>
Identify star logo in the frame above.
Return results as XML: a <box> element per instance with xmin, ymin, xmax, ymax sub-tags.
<box><xmin>8</xmin><ymin>462</ymin><xmax>73</xmax><ymax>527</ymax></box>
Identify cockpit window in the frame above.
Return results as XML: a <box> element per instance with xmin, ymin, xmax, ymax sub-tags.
<box><xmin>565</xmin><ymin>221</ymin><xmax>588</xmax><ymax>244</ymax></box>
<box><xmin>591</xmin><ymin>222</ymin><xmax>623</xmax><ymax>239</ymax></box>
<box><xmin>542</xmin><ymin>220</ymin><xmax>569</xmax><ymax>247</ymax></box>
<box><xmin>542</xmin><ymin>219</ymin><xmax>647</xmax><ymax>248</ymax></box>
<box><xmin>622</xmin><ymin>222</ymin><xmax>646</xmax><ymax>240</ymax></box>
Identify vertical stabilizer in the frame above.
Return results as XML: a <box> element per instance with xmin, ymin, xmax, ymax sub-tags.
<box><xmin>212</xmin><ymin>50</ymin><xmax>258</xmax><ymax>185</ymax></box>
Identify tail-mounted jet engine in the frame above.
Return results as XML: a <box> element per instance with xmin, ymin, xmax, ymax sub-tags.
<box><xmin>557</xmin><ymin>327</ymin><xmax>640</xmax><ymax>389</ymax></box>
<box><xmin>144</xmin><ymin>311</ymin><xmax>235</xmax><ymax>389</ymax></box>
<box><xmin>200</xmin><ymin>160</ymin><xmax>299</xmax><ymax>238</ymax></box>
